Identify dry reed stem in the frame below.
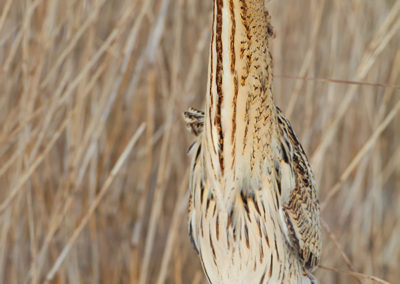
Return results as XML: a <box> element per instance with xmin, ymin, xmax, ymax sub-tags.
<box><xmin>286</xmin><ymin>0</ymin><xmax>326</xmax><ymax>118</ymax></box>
<box><xmin>125</xmin><ymin>0</ymin><xmax>167</xmax><ymax>101</ymax></box>
<box><xmin>138</xmin><ymin>1</ymin><xmax>177</xmax><ymax>283</ymax></box>
<box><xmin>0</xmin><ymin>0</ymin><xmax>12</xmax><ymax>35</ymax></box>
<box><xmin>319</xmin><ymin>265</ymin><xmax>391</xmax><ymax>284</ymax></box>
<box><xmin>46</xmin><ymin>124</ymin><xmax>146</xmax><ymax>281</ymax></box>
<box><xmin>311</xmin><ymin>2</ymin><xmax>400</xmax><ymax>167</ymax></box>
<box><xmin>0</xmin><ymin>115</ymin><xmax>70</xmax><ymax>214</ymax></box>
<box><xmin>321</xmin><ymin>219</ymin><xmax>362</xmax><ymax>283</ymax></box>
<box><xmin>130</xmin><ymin>66</ymin><xmax>157</xmax><ymax>283</ymax></box>
<box><xmin>321</xmin><ymin>99</ymin><xmax>400</xmax><ymax>210</ymax></box>
<box><xmin>157</xmin><ymin>170</ymin><xmax>189</xmax><ymax>284</ymax></box>
<box><xmin>0</xmin><ymin>1</ymin><xmax>398</xmax><ymax>283</ymax></box>
<box><xmin>40</xmin><ymin>0</ymin><xmax>107</xmax><ymax>87</ymax></box>
<box><xmin>275</xmin><ymin>75</ymin><xmax>400</xmax><ymax>90</ymax></box>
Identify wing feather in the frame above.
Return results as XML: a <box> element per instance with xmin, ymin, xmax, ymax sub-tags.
<box><xmin>185</xmin><ymin>108</ymin><xmax>205</xmax><ymax>255</ymax></box>
<box><xmin>188</xmin><ymin>139</ymin><xmax>202</xmax><ymax>255</ymax></box>
<box><xmin>276</xmin><ymin>107</ymin><xmax>322</xmax><ymax>271</ymax></box>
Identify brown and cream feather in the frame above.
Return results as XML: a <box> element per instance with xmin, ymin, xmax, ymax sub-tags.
<box><xmin>184</xmin><ymin>1</ymin><xmax>321</xmax><ymax>283</ymax></box>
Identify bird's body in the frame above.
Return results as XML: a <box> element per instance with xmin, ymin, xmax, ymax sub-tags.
<box><xmin>184</xmin><ymin>1</ymin><xmax>321</xmax><ymax>283</ymax></box>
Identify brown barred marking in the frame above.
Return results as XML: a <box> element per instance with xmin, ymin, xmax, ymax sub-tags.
<box><xmin>188</xmin><ymin>193</ymin><xmax>193</xmax><ymax>213</ymax></box>
<box><xmin>274</xmin><ymin>190</ymin><xmax>280</xmax><ymax>209</ymax></box>
<box><xmin>209</xmin><ymin>2</ymin><xmax>215</xmax><ymax>108</ymax></box>
<box><xmin>244</xmin><ymin>223</ymin><xmax>250</xmax><ymax>248</ymax></box>
<box><xmin>265</xmin><ymin>227</ymin><xmax>270</xmax><ymax>248</ymax></box>
<box><xmin>229</xmin><ymin>0</ymin><xmax>236</xmax><ymax>74</ymax></box>
<box><xmin>216</xmin><ymin>214</ymin><xmax>220</xmax><ymax>240</ymax></box>
<box><xmin>239</xmin><ymin>0</ymin><xmax>253</xmax><ymax>154</ymax></box>
<box><xmin>228</xmin><ymin>209</ymin><xmax>233</xmax><ymax>228</ymax></box>
<box><xmin>274</xmin><ymin>238</ymin><xmax>280</xmax><ymax>262</ymax></box>
<box><xmin>231</xmin><ymin>74</ymin><xmax>238</xmax><ymax>145</ymax></box>
<box><xmin>208</xmin><ymin>150</ymin><xmax>217</xmax><ymax>181</ymax></box>
<box><xmin>284</xmin><ymin>209</ymin><xmax>301</xmax><ymax>252</ymax></box>
<box><xmin>206</xmin><ymin>198</ymin><xmax>211</xmax><ymax>217</ymax></box>
<box><xmin>261</xmin><ymin>200</ymin><xmax>266</xmax><ymax>214</ymax></box>
<box><xmin>242</xmin><ymin>117</ymin><xmax>249</xmax><ymax>154</ymax></box>
<box><xmin>215</xmin><ymin>0</ymin><xmax>225</xmax><ymax>175</ymax></box>
<box><xmin>239</xmin><ymin>0</ymin><xmax>252</xmax><ymax>86</ymax></box>
<box><xmin>269</xmin><ymin>254</ymin><xmax>273</xmax><ymax>277</ymax></box>
<box><xmin>183</xmin><ymin>108</ymin><xmax>205</xmax><ymax>137</ymax></box>
<box><xmin>230</xmin><ymin>0</ymin><xmax>238</xmax><ymax>167</ymax></box>
<box><xmin>259</xmin><ymin>271</ymin><xmax>266</xmax><ymax>284</ymax></box>
<box><xmin>209</xmin><ymin>234</ymin><xmax>217</xmax><ymax>264</ymax></box>
<box><xmin>231</xmin><ymin>136</ymin><xmax>236</xmax><ymax>171</ymax></box>
<box><xmin>231</xmin><ymin>72</ymin><xmax>238</xmax><ymax>172</ymax></box>
<box><xmin>200</xmin><ymin>181</ymin><xmax>206</xmax><ymax>204</ymax></box>
<box><xmin>241</xmin><ymin>191</ymin><xmax>250</xmax><ymax>217</ymax></box>
<box><xmin>252</xmin><ymin>195</ymin><xmax>261</xmax><ymax>216</ymax></box>
<box><xmin>278</xmin><ymin>263</ymin><xmax>282</xmax><ymax>280</ymax></box>
<box><xmin>256</xmin><ymin>217</ymin><xmax>262</xmax><ymax>237</ymax></box>
<box><xmin>213</xmin><ymin>202</ymin><xmax>217</xmax><ymax>217</ymax></box>
<box><xmin>208</xmin><ymin>2</ymin><xmax>219</xmax><ymax>178</ymax></box>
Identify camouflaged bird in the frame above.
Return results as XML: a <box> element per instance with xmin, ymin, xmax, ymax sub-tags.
<box><xmin>184</xmin><ymin>0</ymin><xmax>321</xmax><ymax>283</ymax></box>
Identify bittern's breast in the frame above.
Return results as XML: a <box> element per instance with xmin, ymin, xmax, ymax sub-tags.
<box><xmin>193</xmin><ymin>172</ymin><xmax>307</xmax><ymax>284</ymax></box>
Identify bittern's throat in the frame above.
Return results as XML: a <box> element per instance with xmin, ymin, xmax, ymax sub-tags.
<box><xmin>205</xmin><ymin>0</ymin><xmax>275</xmax><ymax>179</ymax></box>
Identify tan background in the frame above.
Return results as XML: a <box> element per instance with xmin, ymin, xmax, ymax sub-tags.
<box><xmin>0</xmin><ymin>0</ymin><xmax>399</xmax><ymax>283</ymax></box>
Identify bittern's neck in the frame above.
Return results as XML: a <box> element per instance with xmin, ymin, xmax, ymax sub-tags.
<box><xmin>205</xmin><ymin>0</ymin><xmax>275</xmax><ymax>178</ymax></box>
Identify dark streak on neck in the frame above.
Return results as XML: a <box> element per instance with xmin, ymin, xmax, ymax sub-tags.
<box><xmin>215</xmin><ymin>0</ymin><xmax>224</xmax><ymax>175</ymax></box>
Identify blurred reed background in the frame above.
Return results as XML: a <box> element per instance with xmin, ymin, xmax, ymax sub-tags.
<box><xmin>0</xmin><ymin>0</ymin><xmax>399</xmax><ymax>283</ymax></box>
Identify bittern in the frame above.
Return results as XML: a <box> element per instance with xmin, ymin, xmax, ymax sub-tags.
<box><xmin>184</xmin><ymin>0</ymin><xmax>321</xmax><ymax>283</ymax></box>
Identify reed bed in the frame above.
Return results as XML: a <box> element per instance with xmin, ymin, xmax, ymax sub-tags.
<box><xmin>0</xmin><ymin>0</ymin><xmax>399</xmax><ymax>283</ymax></box>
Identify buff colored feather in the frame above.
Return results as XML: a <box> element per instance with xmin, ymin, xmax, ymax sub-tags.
<box><xmin>184</xmin><ymin>1</ymin><xmax>321</xmax><ymax>283</ymax></box>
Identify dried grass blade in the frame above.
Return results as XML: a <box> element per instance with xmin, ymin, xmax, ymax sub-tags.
<box><xmin>319</xmin><ymin>265</ymin><xmax>390</xmax><ymax>284</ymax></box>
<box><xmin>45</xmin><ymin>123</ymin><xmax>146</xmax><ymax>281</ymax></box>
<box><xmin>321</xmin><ymin>99</ymin><xmax>400</xmax><ymax>210</ymax></box>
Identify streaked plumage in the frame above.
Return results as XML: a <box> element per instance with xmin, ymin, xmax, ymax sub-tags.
<box><xmin>184</xmin><ymin>1</ymin><xmax>321</xmax><ymax>283</ymax></box>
